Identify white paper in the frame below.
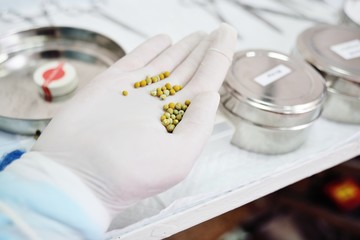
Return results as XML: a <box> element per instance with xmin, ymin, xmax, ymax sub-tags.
<box><xmin>330</xmin><ymin>39</ymin><xmax>360</xmax><ymax>60</ymax></box>
<box><xmin>254</xmin><ymin>64</ymin><xmax>292</xmax><ymax>86</ymax></box>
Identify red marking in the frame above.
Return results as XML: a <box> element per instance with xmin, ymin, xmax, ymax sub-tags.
<box><xmin>41</xmin><ymin>62</ymin><xmax>65</xmax><ymax>102</ymax></box>
<box><xmin>42</xmin><ymin>86</ymin><xmax>52</xmax><ymax>102</ymax></box>
<box><xmin>42</xmin><ymin>67</ymin><xmax>65</xmax><ymax>81</ymax></box>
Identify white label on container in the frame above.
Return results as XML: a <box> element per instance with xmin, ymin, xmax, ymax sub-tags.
<box><xmin>330</xmin><ymin>39</ymin><xmax>360</xmax><ymax>60</ymax></box>
<box><xmin>254</xmin><ymin>64</ymin><xmax>291</xmax><ymax>86</ymax></box>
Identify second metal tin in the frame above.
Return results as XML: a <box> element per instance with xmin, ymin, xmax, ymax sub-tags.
<box><xmin>221</xmin><ymin>50</ymin><xmax>326</xmax><ymax>154</ymax></box>
<box><xmin>295</xmin><ymin>24</ymin><xmax>360</xmax><ymax>124</ymax></box>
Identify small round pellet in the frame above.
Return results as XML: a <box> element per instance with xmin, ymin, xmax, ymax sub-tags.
<box><xmin>169</xmin><ymin>103</ymin><xmax>175</xmax><ymax>109</ymax></box>
<box><xmin>157</xmin><ymin>90</ymin><xmax>163</xmax><ymax>97</ymax></box>
<box><xmin>122</xmin><ymin>90</ymin><xmax>128</xmax><ymax>96</ymax></box>
<box><xmin>185</xmin><ymin>100</ymin><xmax>191</xmax><ymax>106</ymax></box>
<box><xmin>160</xmin><ymin>94</ymin><xmax>167</xmax><ymax>100</ymax></box>
<box><xmin>160</xmin><ymin>115</ymin><xmax>166</xmax><ymax>121</ymax></box>
<box><xmin>164</xmin><ymin>89</ymin><xmax>170</xmax><ymax>96</ymax></box>
<box><xmin>159</xmin><ymin>73</ymin><xmax>165</xmax><ymax>80</ymax></box>
<box><xmin>173</xmin><ymin>85</ymin><xmax>181</xmax><ymax>92</ymax></box>
<box><xmin>165</xmin><ymin>83</ymin><xmax>171</xmax><ymax>90</ymax></box>
<box><xmin>171</xmin><ymin>114</ymin><xmax>176</xmax><ymax>120</ymax></box>
<box><xmin>175</xmin><ymin>103</ymin><xmax>182</xmax><ymax>110</ymax></box>
<box><xmin>170</xmin><ymin>89</ymin><xmax>176</xmax><ymax>95</ymax></box>
<box><xmin>167</xmin><ymin>108</ymin><xmax>174</xmax><ymax>114</ymax></box>
<box><xmin>140</xmin><ymin>80</ymin><xmax>147</xmax><ymax>87</ymax></box>
<box><xmin>151</xmin><ymin>76</ymin><xmax>158</xmax><ymax>83</ymax></box>
<box><xmin>178</xmin><ymin>110</ymin><xmax>184</xmax><ymax>115</ymax></box>
<box><xmin>173</xmin><ymin>109</ymin><xmax>179</xmax><ymax>115</ymax></box>
<box><xmin>164</xmin><ymin>71</ymin><xmax>170</xmax><ymax>78</ymax></box>
<box><xmin>165</xmin><ymin>112</ymin><xmax>171</xmax><ymax>118</ymax></box>
<box><xmin>146</xmin><ymin>78</ymin><xmax>152</xmax><ymax>85</ymax></box>
<box><xmin>134</xmin><ymin>82</ymin><xmax>140</xmax><ymax>88</ymax></box>
<box><xmin>162</xmin><ymin>119</ymin><xmax>169</xmax><ymax>126</ymax></box>
<box><xmin>173</xmin><ymin>119</ymin><xmax>179</xmax><ymax>125</ymax></box>
<box><xmin>150</xmin><ymin>90</ymin><xmax>157</xmax><ymax>96</ymax></box>
<box><xmin>161</xmin><ymin>86</ymin><xmax>167</xmax><ymax>91</ymax></box>
<box><xmin>163</xmin><ymin>104</ymin><xmax>169</xmax><ymax>111</ymax></box>
<box><xmin>166</xmin><ymin>124</ymin><xmax>175</xmax><ymax>132</ymax></box>
<box><xmin>168</xmin><ymin>118</ymin><xmax>173</xmax><ymax>124</ymax></box>
<box><xmin>176</xmin><ymin>114</ymin><xmax>182</xmax><ymax>120</ymax></box>
<box><xmin>182</xmin><ymin>105</ymin><xmax>188</xmax><ymax>111</ymax></box>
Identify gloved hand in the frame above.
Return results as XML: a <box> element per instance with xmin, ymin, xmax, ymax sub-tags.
<box><xmin>28</xmin><ymin>23</ymin><xmax>237</xmax><ymax>218</ymax></box>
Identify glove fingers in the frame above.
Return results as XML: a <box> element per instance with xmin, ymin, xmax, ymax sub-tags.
<box><xmin>173</xmin><ymin>91</ymin><xmax>219</xmax><ymax>139</ymax></box>
<box><xmin>186</xmin><ymin>24</ymin><xmax>237</xmax><ymax>94</ymax></box>
<box><xmin>110</xmin><ymin>34</ymin><xmax>172</xmax><ymax>72</ymax></box>
<box><xmin>169</xmin><ymin>29</ymin><xmax>218</xmax><ymax>88</ymax></box>
<box><xmin>147</xmin><ymin>31</ymin><xmax>207</xmax><ymax>74</ymax></box>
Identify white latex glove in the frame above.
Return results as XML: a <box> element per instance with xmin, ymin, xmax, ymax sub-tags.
<box><xmin>29</xmin><ymin>24</ymin><xmax>237</xmax><ymax>218</ymax></box>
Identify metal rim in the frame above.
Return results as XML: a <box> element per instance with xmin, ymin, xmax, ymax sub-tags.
<box><xmin>225</xmin><ymin>49</ymin><xmax>327</xmax><ymax>114</ymax></box>
<box><xmin>296</xmin><ymin>24</ymin><xmax>360</xmax><ymax>83</ymax></box>
<box><xmin>224</xmin><ymin>100</ymin><xmax>318</xmax><ymax>131</ymax></box>
<box><xmin>0</xmin><ymin>26</ymin><xmax>126</xmax><ymax>134</ymax></box>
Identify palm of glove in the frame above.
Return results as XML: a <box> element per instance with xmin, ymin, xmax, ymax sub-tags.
<box><xmin>32</xmin><ymin>24</ymin><xmax>237</xmax><ymax>214</ymax></box>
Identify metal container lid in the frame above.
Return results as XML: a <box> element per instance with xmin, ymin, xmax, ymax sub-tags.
<box><xmin>222</xmin><ymin>49</ymin><xmax>326</xmax><ymax>128</ymax></box>
<box><xmin>296</xmin><ymin>24</ymin><xmax>360</xmax><ymax>83</ymax></box>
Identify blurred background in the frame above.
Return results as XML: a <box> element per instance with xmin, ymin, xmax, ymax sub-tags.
<box><xmin>167</xmin><ymin>155</ymin><xmax>360</xmax><ymax>240</ymax></box>
<box><xmin>0</xmin><ymin>0</ymin><xmax>345</xmax><ymax>53</ymax></box>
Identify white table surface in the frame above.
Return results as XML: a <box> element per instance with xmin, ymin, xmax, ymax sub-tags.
<box><xmin>1</xmin><ymin>0</ymin><xmax>359</xmax><ymax>239</ymax></box>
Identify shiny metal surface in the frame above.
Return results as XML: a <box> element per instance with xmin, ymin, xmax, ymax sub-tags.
<box><xmin>322</xmin><ymin>70</ymin><xmax>360</xmax><ymax>123</ymax></box>
<box><xmin>0</xmin><ymin>26</ymin><xmax>125</xmax><ymax>135</ymax></box>
<box><xmin>230</xmin><ymin>113</ymin><xmax>311</xmax><ymax>155</ymax></box>
<box><xmin>221</xmin><ymin>49</ymin><xmax>326</xmax><ymax>154</ymax></box>
<box><xmin>296</xmin><ymin>24</ymin><xmax>360</xmax><ymax>83</ymax></box>
<box><xmin>223</xmin><ymin>49</ymin><xmax>326</xmax><ymax>127</ymax></box>
<box><xmin>322</xmin><ymin>87</ymin><xmax>360</xmax><ymax>123</ymax></box>
<box><xmin>219</xmin><ymin>103</ymin><xmax>312</xmax><ymax>155</ymax></box>
<box><xmin>295</xmin><ymin>24</ymin><xmax>360</xmax><ymax>124</ymax></box>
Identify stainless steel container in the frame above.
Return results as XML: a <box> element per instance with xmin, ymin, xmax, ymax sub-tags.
<box><xmin>295</xmin><ymin>24</ymin><xmax>360</xmax><ymax>124</ymax></box>
<box><xmin>221</xmin><ymin>50</ymin><xmax>326</xmax><ymax>154</ymax></box>
<box><xmin>343</xmin><ymin>0</ymin><xmax>360</xmax><ymax>27</ymax></box>
<box><xmin>0</xmin><ymin>26</ymin><xmax>126</xmax><ymax>135</ymax></box>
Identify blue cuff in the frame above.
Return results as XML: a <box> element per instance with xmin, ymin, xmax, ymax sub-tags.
<box><xmin>0</xmin><ymin>170</ymin><xmax>103</xmax><ymax>239</ymax></box>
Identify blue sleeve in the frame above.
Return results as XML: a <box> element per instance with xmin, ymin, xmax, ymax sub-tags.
<box><xmin>0</xmin><ymin>160</ymin><xmax>105</xmax><ymax>239</ymax></box>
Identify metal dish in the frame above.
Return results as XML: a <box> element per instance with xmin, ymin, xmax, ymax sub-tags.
<box><xmin>0</xmin><ymin>26</ymin><xmax>126</xmax><ymax>135</ymax></box>
<box><xmin>221</xmin><ymin>49</ymin><xmax>326</xmax><ymax>154</ymax></box>
<box><xmin>295</xmin><ymin>24</ymin><xmax>360</xmax><ymax>124</ymax></box>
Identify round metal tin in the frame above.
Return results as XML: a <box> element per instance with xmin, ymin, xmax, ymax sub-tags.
<box><xmin>221</xmin><ymin>49</ymin><xmax>326</xmax><ymax>154</ymax></box>
<box><xmin>223</xmin><ymin>49</ymin><xmax>326</xmax><ymax>128</ymax></box>
<box><xmin>295</xmin><ymin>24</ymin><xmax>360</xmax><ymax>124</ymax></box>
<box><xmin>0</xmin><ymin>26</ymin><xmax>126</xmax><ymax>135</ymax></box>
<box><xmin>296</xmin><ymin>24</ymin><xmax>360</xmax><ymax>83</ymax></box>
